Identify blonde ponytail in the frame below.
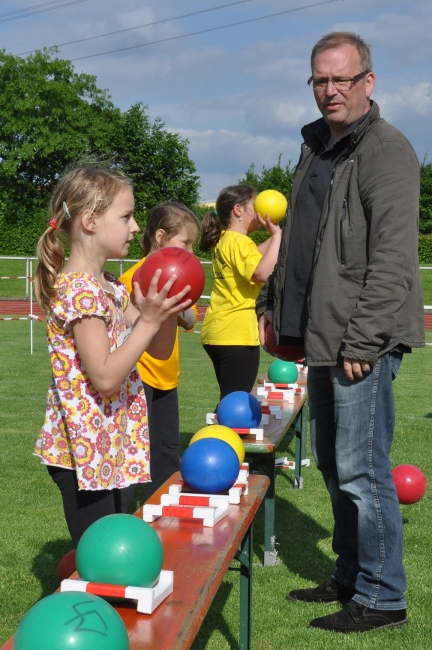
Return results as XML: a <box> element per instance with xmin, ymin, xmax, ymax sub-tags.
<box><xmin>35</xmin><ymin>225</ymin><xmax>66</xmax><ymax>312</ymax></box>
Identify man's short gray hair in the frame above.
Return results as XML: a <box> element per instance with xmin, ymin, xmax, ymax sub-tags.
<box><xmin>311</xmin><ymin>32</ymin><xmax>373</xmax><ymax>72</ymax></box>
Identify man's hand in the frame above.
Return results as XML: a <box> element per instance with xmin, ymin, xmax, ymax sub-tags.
<box><xmin>343</xmin><ymin>357</ymin><xmax>374</xmax><ymax>380</ymax></box>
<box><xmin>258</xmin><ymin>311</ymin><xmax>273</xmax><ymax>351</ymax></box>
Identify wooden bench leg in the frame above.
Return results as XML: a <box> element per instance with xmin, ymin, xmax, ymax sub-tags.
<box><xmin>247</xmin><ymin>456</ymin><xmax>278</xmax><ymax>566</ymax></box>
<box><xmin>263</xmin><ymin>456</ymin><xmax>277</xmax><ymax>566</ymax></box>
<box><xmin>294</xmin><ymin>400</ymin><xmax>308</xmax><ymax>490</ymax></box>
<box><xmin>236</xmin><ymin>523</ymin><xmax>252</xmax><ymax>650</ymax></box>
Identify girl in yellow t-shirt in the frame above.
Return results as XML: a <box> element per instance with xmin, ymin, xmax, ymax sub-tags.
<box><xmin>200</xmin><ymin>184</ymin><xmax>281</xmax><ymax>402</ymax></box>
<box><xmin>120</xmin><ymin>202</ymin><xmax>200</xmax><ymax>497</ymax></box>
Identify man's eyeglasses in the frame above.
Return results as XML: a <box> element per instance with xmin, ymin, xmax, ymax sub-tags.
<box><xmin>307</xmin><ymin>70</ymin><xmax>370</xmax><ymax>91</ymax></box>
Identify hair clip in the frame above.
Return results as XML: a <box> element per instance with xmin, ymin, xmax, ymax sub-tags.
<box><xmin>63</xmin><ymin>201</ymin><xmax>72</xmax><ymax>220</ymax></box>
<box><xmin>49</xmin><ymin>219</ymin><xmax>58</xmax><ymax>230</ymax></box>
<box><xmin>213</xmin><ymin>209</ymin><xmax>218</xmax><ymax>216</ymax></box>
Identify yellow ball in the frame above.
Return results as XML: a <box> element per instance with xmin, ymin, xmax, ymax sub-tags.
<box><xmin>254</xmin><ymin>189</ymin><xmax>288</xmax><ymax>223</ymax></box>
<box><xmin>189</xmin><ymin>425</ymin><xmax>245</xmax><ymax>465</ymax></box>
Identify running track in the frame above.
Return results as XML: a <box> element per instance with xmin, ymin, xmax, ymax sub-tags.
<box><xmin>0</xmin><ymin>300</ymin><xmax>430</xmax><ymax>328</ymax></box>
<box><xmin>0</xmin><ymin>300</ymin><xmax>208</xmax><ymax>322</ymax></box>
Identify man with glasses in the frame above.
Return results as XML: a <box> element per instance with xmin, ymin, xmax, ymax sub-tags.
<box><xmin>257</xmin><ymin>32</ymin><xmax>424</xmax><ymax>633</ymax></box>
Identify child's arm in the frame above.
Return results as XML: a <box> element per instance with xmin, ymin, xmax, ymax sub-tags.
<box><xmin>73</xmin><ymin>271</ymin><xmax>191</xmax><ymax>397</ymax></box>
<box><xmin>252</xmin><ymin>216</ymin><xmax>282</xmax><ymax>282</ymax></box>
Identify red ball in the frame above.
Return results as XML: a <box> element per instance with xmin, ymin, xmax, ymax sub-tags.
<box><xmin>57</xmin><ymin>549</ymin><xmax>76</xmax><ymax>582</ymax></box>
<box><xmin>264</xmin><ymin>321</ymin><xmax>305</xmax><ymax>362</ymax></box>
<box><xmin>132</xmin><ymin>266</ymin><xmax>141</xmax><ymax>287</ymax></box>
<box><xmin>136</xmin><ymin>248</ymin><xmax>205</xmax><ymax>306</ymax></box>
<box><xmin>391</xmin><ymin>464</ymin><xmax>427</xmax><ymax>505</ymax></box>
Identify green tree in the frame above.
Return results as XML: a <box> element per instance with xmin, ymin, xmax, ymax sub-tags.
<box><xmin>0</xmin><ymin>49</ymin><xmax>200</xmax><ymax>256</ymax></box>
<box><xmin>0</xmin><ymin>49</ymin><xmax>119</xmax><ymax>254</ymax></box>
<box><xmin>239</xmin><ymin>155</ymin><xmax>296</xmax><ymax>198</ymax></box>
<box><xmin>112</xmin><ymin>104</ymin><xmax>200</xmax><ymax>258</ymax></box>
<box><xmin>238</xmin><ymin>155</ymin><xmax>296</xmax><ymax>247</ymax></box>
<box><xmin>420</xmin><ymin>156</ymin><xmax>432</xmax><ymax>235</ymax></box>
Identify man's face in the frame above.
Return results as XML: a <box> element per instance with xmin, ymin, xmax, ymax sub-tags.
<box><xmin>312</xmin><ymin>44</ymin><xmax>375</xmax><ymax>138</ymax></box>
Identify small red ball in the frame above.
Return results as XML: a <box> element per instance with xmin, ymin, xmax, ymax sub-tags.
<box><xmin>136</xmin><ymin>248</ymin><xmax>205</xmax><ymax>306</ymax></box>
<box><xmin>391</xmin><ymin>464</ymin><xmax>427</xmax><ymax>505</ymax></box>
<box><xmin>264</xmin><ymin>321</ymin><xmax>305</xmax><ymax>362</ymax></box>
<box><xmin>57</xmin><ymin>549</ymin><xmax>76</xmax><ymax>582</ymax></box>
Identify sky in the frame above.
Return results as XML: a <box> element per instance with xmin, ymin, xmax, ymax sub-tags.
<box><xmin>1</xmin><ymin>0</ymin><xmax>432</xmax><ymax>201</ymax></box>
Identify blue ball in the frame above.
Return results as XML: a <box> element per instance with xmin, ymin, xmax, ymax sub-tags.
<box><xmin>217</xmin><ymin>391</ymin><xmax>262</xmax><ymax>429</ymax></box>
<box><xmin>181</xmin><ymin>438</ymin><xmax>240</xmax><ymax>493</ymax></box>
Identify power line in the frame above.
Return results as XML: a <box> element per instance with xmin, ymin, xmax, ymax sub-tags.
<box><xmin>17</xmin><ymin>0</ymin><xmax>254</xmax><ymax>57</ymax></box>
<box><xmin>0</xmin><ymin>0</ymin><xmax>79</xmax><ymax>17</ymax></box>
<box><xmin>0</xmin><ymin>0</ymin><xmax>88</xmax><ymax>25</ymax></box>
<box><xmin>70</xmin><ymin>0</ymin><xmax>341</xmax><ymax>62</ymax></box>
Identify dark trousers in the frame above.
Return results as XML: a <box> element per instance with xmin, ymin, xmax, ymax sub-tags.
<box><xmin>47</xmin><ymin>465</ymin><xmax>136</xmax><ymax>548</ymax></box>
<box><xmin>203</xmin><ymin>344</ymin><xmax>260</xmax><ymax>404</ymax></box>
<box><xmin>143</xmin><ymin>383</ymin><xmax>181</xmax><ymax>498</ymax></box>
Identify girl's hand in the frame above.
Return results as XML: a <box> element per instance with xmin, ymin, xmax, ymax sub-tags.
<box><xmin>256</xmin><ymin>213</ymin><xmax>282</xmax><ymax>236</ymax></box>
<box><xmin>133</xmin><ymin>269</ymin><xmax>192</xmax><ymax>326</ymax></box>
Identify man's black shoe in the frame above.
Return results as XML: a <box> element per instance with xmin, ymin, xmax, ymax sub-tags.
<box><xmin>308</xmin><ymin>599</ymin><xmax>408</xmax><ymax>633</ymax></box>
<box><xmin>286</xmin><ymin>577</ymin><xmax>355</xmax><ymax>604</ymax></box>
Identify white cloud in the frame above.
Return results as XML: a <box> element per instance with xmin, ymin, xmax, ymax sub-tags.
<box><xmin>2</xmin><ymin>0</ymin><xmax>432</xmax><ymax>200</ymax></box>
<box><xmin>197</xmin><ymin>173</ymin><xmax>237</xmax><ymax>203</ymax></box>
<box><xmin>375</xmin><ymin>83</ymin><xmax>432</xmax><ymax>121</ymax></box>
<box><xmin>332</xmin><ymin>6</ymin><xmax>432</xmax><ymax>68</ymax></box>
<box><xmin>171</xmin><ymin>127</ymin><xmax>300</xmax><ymax>200</ymax></box>
<box><xmin>245</xmin><ymin>96</ymin><xmax>318</xmax><ymax>136</ymax></box>
<box><xmin>174</xmin><ymin>128</ymin><xmax>297</xmax><ymax>170</ymax></box>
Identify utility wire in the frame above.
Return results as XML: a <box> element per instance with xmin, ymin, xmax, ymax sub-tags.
<box><xmin>17</xmin><ymin>0</ymin><xmax>255</xmax><ymax>56</ymax></box>
<box><xmin>70</xmin><ymin>0</ymin><xmax>340</xmax><ymax>62</ymax></box>
<box><xmin>0</xmin><ymin>0</ymin><xmax>81</xmax><ymax>17</ymax></box>
<box><xmin>0</xmin><ymin>0</ymin><xmax>87</xmax><ymax>25</ymax></box>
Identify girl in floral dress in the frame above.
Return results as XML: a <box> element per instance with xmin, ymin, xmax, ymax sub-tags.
<box><xmin>34</xmin><ymin>167</ymin><xmax>191</xmax><ymax>547</ymax></box>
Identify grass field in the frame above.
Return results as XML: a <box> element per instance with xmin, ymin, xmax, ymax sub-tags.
<box><xmin>0</xmin><ymin>303</ymin><xmax>431</xmax><ymax>648</ymax></box>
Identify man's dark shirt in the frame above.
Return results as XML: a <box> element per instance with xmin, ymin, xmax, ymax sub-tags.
<box><xmin>280</xmin><ymin>113</ymin><xmax>368</xmax><ymax>339</ymax></box>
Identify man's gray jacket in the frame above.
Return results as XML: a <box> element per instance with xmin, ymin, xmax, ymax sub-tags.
<box><xmin>256</xmin><ymin>101</ymin><xmax>425</xmax><ymax>366</ymax></box>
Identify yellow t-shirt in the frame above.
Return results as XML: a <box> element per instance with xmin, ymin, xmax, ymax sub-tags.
<box><xmin>201</xmin><ymin>231</ymin><xmax>263</xmax><ymax>346</ymax></box>
<box><xmin>120</xmin><ymin>259</ymin><xmax>197</xmax><ymax>390</ymax></box>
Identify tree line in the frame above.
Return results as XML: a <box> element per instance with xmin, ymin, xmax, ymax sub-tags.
<box><xmin>0</xmin><ymin>49</ymin><xmax>199</xmax><ymax>258</ymax></box>
<box><xmin>0</xmin><ymin>49</ymin><xmax>431</xmax><ymax>259</ymax></box>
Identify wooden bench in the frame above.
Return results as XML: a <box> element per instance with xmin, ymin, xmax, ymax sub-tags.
<box><xmin>242</xmin><ymin>370</ymin><xmax>308</xmax><ymax>566</ymax></box>
<box><xmin>1</xmin><ymin>472</ymin><xmax>269</xmax><ymax>650</ymax></box>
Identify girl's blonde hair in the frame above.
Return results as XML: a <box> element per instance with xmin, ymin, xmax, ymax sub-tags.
<box><xmin>35</xmin><ymin>167</ymin><xmax>133</xmax><ymax>312</ymax></box>
<box><xmin>140</xmin><ymin>202</ymin><xmax>200</xmax><ymax>256</ymax></box>
<box><xmin>199</xmin><ymin>184</ymin><xmax>256</xmax><ymax>253</ymax></box>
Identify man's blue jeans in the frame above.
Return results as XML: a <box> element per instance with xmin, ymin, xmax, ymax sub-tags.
<box><xmin>308</xmin><ymin>351</ymin><xmax>406</xmax><ymax>610</ymax></box>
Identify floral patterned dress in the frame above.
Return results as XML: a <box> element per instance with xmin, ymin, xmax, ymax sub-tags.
<box><xmin>34</xmin><ymin>271</ymin><xmax>150</xmax><ymax>491</ymax></box>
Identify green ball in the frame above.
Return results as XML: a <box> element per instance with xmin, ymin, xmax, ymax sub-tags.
<box><xmin>268</xmin><ymin>359</ymin><xmax>299</xmax><ymax>384</ymax></box>
<box><xmin>76</xmin><ymin>514</ymin><xmax>163</xmax><ymax>588</ymax></box>
<box><xmin>14</xmin><ymin>591</ymin><xmax>129</xmax><ymax>650</ymax></box>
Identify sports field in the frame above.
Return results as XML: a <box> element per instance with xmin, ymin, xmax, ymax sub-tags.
<box><xmin>0</xmin><ymin>260</ymin><xmax>431</xmax><ymax>649</ymax></box>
